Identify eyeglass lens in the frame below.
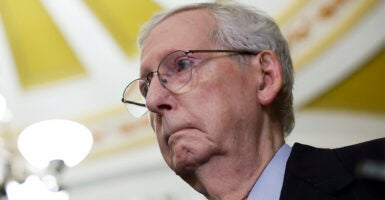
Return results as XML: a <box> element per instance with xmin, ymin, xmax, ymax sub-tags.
<box><xmin>123</xmin><ymin>50</ymin><xmax>194</xmax><ymax>117</ymax></box>
<box><xmin>123</xmin><ymin>79</ymin><xmax>147</xmax><ymax>117</ymax></box>
<box><xmin>157</xmin><ymin>50</ymin><xmax>193</xmax><ymax>92</ymax></box>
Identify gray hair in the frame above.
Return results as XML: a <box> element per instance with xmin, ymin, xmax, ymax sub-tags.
<box><xmin>138</xmin><ymin>3</ymin><xmax>295</xmax><ymax>135</ymax></box>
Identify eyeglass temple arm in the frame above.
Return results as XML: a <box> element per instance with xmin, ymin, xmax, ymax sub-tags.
<box><xmin>121</xmin><ymin>98</ymin><xmax>146</xmax><ymax>107</ymax></box>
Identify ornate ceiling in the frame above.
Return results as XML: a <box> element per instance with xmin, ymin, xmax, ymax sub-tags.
<box><xmin>0</xmin><ymin>0</ymin><xmax>383</xmax><ymax>171</ymax></box>
<box><xmin>0</xmin><ymin>0</ymin><xmax>383</xmax><ymax>199</ymax></box>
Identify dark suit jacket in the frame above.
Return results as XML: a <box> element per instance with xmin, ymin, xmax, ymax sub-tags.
<box><xmin>280</xmin><ymin>138</ymin><xmax>384</xmax><ymax>200</ymax></box>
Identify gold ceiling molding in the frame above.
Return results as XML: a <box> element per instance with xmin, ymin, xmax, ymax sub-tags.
<box><xmin>75</xmin><ymin>105</ymin><xmax>155</xmax><ymax>161</ymax></box>
<box><xmin>305</xmin><ymin>47</ymin><xmax>385</xmax><ymax>113</ymax></box>
<box><xmin>0</xmin><ymin>0</ymin><xmax>85</xmax><ymax>89</ymax></box>
<box><xmin>83</xmin><ymin>0</ymin><xmax>162</xmax><ymax>57</ymax></box>
<box><xmin>281</xmin><ymin>0</ymin><xmax>378</xmax><ymax>70</ymax></box>
<box><xmin>86</xmin><ymin>118</ymin><xmax>155</xmax><ymax>161</ymax></box>
<box><xmin>87</xmin><ymin>133</ymin><xmax>155</xmax><ymax>161</ymax></box>
<box><xmin>275</xmin><ymin>0</ymin><xmax>309</xmax><ymax>26</ymax></box>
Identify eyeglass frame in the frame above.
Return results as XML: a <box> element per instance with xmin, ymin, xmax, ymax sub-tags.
<box><xmin>121</xmin><ymin>49</ymin><xmax>261</xmax><ymax>113</ymax></box>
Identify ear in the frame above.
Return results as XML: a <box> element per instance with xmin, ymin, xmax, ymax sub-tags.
<box><xmin>256</xmin><ymin>51</ymin><xmax>283</xmax><ymax>106</ymax></box>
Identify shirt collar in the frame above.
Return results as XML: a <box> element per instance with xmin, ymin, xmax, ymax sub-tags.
<box><xmin>247</xmin><ymin>144</ymin><xmax>291</xmax><ymax>200</ymax></box>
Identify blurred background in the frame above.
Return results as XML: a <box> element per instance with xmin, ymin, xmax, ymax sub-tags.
<box><xmin>0</xmin><ymin>0</ymin><xmax>384</xmax><ymax>199</ymax></box>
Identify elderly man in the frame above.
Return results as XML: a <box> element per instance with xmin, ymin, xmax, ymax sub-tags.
<box><xmin>122</xmin><ymin>3</ymin><xmax>384</xmax><ymax>200</ymax></box>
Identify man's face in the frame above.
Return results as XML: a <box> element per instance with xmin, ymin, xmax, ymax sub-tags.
<box><xmin>140</xmin><ymin>9</ymin><xmax>262</xmax><ymax>175</ymax></box>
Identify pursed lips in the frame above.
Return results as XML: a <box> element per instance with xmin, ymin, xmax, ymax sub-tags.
<box><xmin>165</xmin><ymin>126</ymin><xmax>196</xmax><ymax>146</ymax></box>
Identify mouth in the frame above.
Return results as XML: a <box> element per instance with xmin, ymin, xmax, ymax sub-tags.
<box><xmin>165</xmin><ymin>127</ymin><xmax>196</xmax><ymax>146</ymax></box>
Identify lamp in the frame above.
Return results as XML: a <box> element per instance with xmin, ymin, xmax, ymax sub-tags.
<box><xmin>3</xmin><ymin>119</ymin><xmax>94</xmax><ymax>200</ymax></box>
<box><xmin>17</xmin><ymin>119</ymin><xmax>93</xmax><ymax>170</ymax></box>
<box><xmin>6</xmin><ymin>175</ymin><xmax>70</xmax><ymax>200</ymax></box>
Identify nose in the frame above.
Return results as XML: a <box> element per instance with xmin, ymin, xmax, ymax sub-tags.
<box><xmin>145</xmin><ymin>75</ymin><xmax>173</xmax><ymax>115</ymax></box>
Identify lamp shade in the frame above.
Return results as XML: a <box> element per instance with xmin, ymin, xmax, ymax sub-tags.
<box><xmin>18</xmin><ymin>119</ymin><xmax>93</xmax><ymax>169</ymax></box>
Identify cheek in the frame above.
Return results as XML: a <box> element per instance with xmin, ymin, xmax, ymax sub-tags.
<box><xmin>189</xmin><ymin>69</ymin><xmax>258</xmax><ymax>138</ymax></box>
<box><xmin>195</xmin><ymin>72</ymin><xmax>253</xmax><ymax>116</ymax></box>
<box><xmin>188</xmin><ymin>86</ymin><xmax>240</xmax><ymax>135</ymax></box>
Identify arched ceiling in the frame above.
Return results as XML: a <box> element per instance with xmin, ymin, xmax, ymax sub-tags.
<box><xmin>0</xmin><ymin>0</ymin><xmax>383</xmax><ymax>162</ymax></box>
<box><xmin>0</xmin><ymin>1</ymin><xmax>383</xmax><ymax>199</ymax></box>
<box><xmin>0</xmin><ymin>0</ymin><xmax>85</xmax><ymax>88</ymax></box>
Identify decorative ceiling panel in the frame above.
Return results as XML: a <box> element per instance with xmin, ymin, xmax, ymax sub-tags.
<box><xmin>281</xmin><ymin>0</ymin><xmax>378</xmax><ymax>70</ymax></box>
<box><xmin>83</xmin><ymin>0</ymin><xmax>162</xmax><ymax>57</ymax></box>
<box><xmin>0</xmin><ymin>0</ymin><xmax>85</xmax><ymax>89</ymax></box>
<box><xmin>305</xmin><ymin>47</ymin><xmax>385</xmax><ymax>113</ymax></box>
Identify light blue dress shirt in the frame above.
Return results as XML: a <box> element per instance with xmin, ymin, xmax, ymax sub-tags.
<box><xmin>246</xmin><ymin>144</ymin><xmax>292</xmax><ymax>200</ymax></box>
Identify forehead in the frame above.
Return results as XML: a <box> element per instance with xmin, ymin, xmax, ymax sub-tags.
<box><xmin>140</xmin><ymin>9</ymin><xmax>216</xmax><ymax>74</ymax></box>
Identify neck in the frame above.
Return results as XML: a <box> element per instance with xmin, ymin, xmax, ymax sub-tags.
<box><xmin>180</xmin><ymin>118</ymin><xmax>284</xmax><ymax>200</ymax></box>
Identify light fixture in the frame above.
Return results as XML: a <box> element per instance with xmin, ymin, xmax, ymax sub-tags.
<box><xmin>1</xmin><ymin>119</ymin><xmax>94</xmax><ymax>199</ymax></box>
<box><xmin>6</xmin><ymin>175</ymin><xmax>70</xmax><ymax>200</ymax></box>
<box><xmin>17</xmin><ymin>119</ymin><xmax>93</xmax><ymax>170</ymax></box>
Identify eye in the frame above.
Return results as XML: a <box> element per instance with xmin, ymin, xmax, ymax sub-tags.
<box><xmin>176</xmin><ymin>58</ymin><xmax>193</xmax><ymax>72</ymax></box>
<box><xmin>139</xmin><ymin>82</ymin><xmax>149</xmax><ymax>97</ymax></box>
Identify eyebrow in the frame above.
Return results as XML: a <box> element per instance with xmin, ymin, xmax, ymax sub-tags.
<box><xmin>139</xmin><ymin>48</ymin><xmax>179</xmax><ymax>78</ymax></box>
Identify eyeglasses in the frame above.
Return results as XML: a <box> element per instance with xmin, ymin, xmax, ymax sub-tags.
<box><xmin>121</xmin><ymin>49</ymin><xmax>260</xmax><ymax>117</ymax></box>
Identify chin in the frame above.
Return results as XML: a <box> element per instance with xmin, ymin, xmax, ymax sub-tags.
<box><xmin>172</xmin><ymin>157</ymin><xmax>199</xmax><ymax>175</ymax></box>
<box><xmin>167</xmin><ymin>141</ymin><xmax>215</xmax><ymax>175</ymax></box>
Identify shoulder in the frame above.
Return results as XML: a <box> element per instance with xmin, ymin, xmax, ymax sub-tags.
<box><xmin>282</xmin><ymin>138</ymin><xmax>385</xmax><ymax>200</ymax></box>
<box><xmin>334</xmin><ymin>137</ymin><xmax>384</xmax><ymax>160</ymax></box>
<box><xmin>288</xmin><ymin>138</ymin><xmax>385</xmax><ymax>179</ymax></box>
<box><xmin>290</xmin><ymin>137</ymin><xmax>384</xmax><ymax>165</ymax></box>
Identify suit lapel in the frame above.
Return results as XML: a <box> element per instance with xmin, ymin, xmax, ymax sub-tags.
<box><xmin>280</xmin><ymin>143</ymin><xmax>353</xmax><ymax>200</ymax></box>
